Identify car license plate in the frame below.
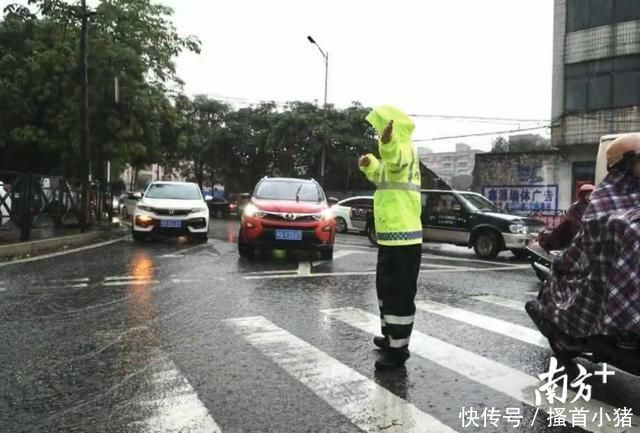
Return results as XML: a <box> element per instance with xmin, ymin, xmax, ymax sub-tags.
<box><xmin>160</xmin><ymin>220</ymin><xmax>182</xmax><ymax>228</ymax></box>
<box><xmin>275</xmin><ymin>229</ymin><xmax>302</xmax><ymax>241</ymax></box>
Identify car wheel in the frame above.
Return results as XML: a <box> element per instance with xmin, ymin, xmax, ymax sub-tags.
<box><xmin>473</xmin><ymin>231</ymin><xmax>500</xmax><ymax>259</ymax></box>
<box><xmin>132</xmin><ymin>230</ymin><xmax>146</xmax><ymax>242</ymax></box>
<box><xmin>320</xmin><ymin>246</ymin><xmax>334</xmax><ymax>260</ymax></box>
<box><xmin>511</xmin><ymin>249</ymin><xmax>530</xmax><ymax>259</ymax></box>
<box><xmin>367</xmin><ymin>224</ymin><xmax>378</xmax><ymax>247</ymax></box>
<box><xmin>335</xmin><ymin>217</ymin><xmax>348</xmax><ymax>234</ymax></box>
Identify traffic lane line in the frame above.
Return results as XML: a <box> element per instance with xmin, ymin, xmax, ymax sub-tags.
<box><xmin>322</xmin><ymin>307</ymin><xmax>637</xmax><ymax>433</ymax></box>
<box><xmin>243</xmin><ymin>265</ymin><xmax>530</xmax><ymax>280</ymax></box>
<box><xmin>334</xmin><ymin>245</ymin><xmax>523</xmax><ymax>267</ymax></box>
<box><xmin>226</xmin><ymin>315</ymin><xmax>460</xmax><ymax>433</ymax></box>
<box><xmin>0</xmin><ymin>236</ymin><xmax>127</xmax><ymax>268</ymax></box>
<box><xmin>415</xmin><ymin>300</ymin><xmax>546</xmax><ymax>348</ymax></box>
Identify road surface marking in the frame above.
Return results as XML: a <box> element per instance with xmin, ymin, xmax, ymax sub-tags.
<box><xmin>160</xmin><ymin>254</ymin><xmax>184</xmax><ymax>258</ymax></box>
<box><xmin>297</xmin><ymin>261</ymin><xmax>311</xmax><ymax>275</ymax></box>
<box><xmin>0</xmin><ymin>236</ymin><xmax>127</xmax><ymax>268</ymax></box>
<box><xmin>103</xmin><ymin>280</ymin><xmax>158</xmax><ymax>287</ymax></box>
<box><xmin>313</xmin><ymin>249</ymin><xmax>367</xmax><ymax>267</ymax></box>
<box><xmin>244</xmin><ymin>266</ymin><xmax>529</xmax><ymax>280</ymax></box>
<box><xmin>227</xmin><ymin>315</ymin><xmax>459</xmax><ymax>433</ymax></box>
<box><xmin>130</xmin><ymin>359</ymin><xmax>221</xmax><ymax>433</ymax></box>
<box><xmin>70</xmin><ymin>283</ymin><xmax>89</xmax><ymax>288</ymax></box>
<box><xmin>422</xmin><ymin>253</ymin><xmax>523</xmax><ymax>267</ymax></box>
<box><xmin>420</xmin><ymin>263</ymin><xmax>460</xmax><ymax>269</ymax></box>
<box><xmin>526</xmin><ymin>291</ymin><xmax>539</xmax><ymax>296</ymax></box>
<box><xmin>415</xmin><ymin>300</ymin><xmax>546</xmax><ymax>348</ymax></box>
<box><xmin>169</xmin><ymin>278</ymin><xmax>199</xmax><ymax>284</ymax></box>
<box><xmin>104</xmin><ymin>276</ymin><xmax>136</xmax><ymax>281</ymax></box>
<box><xmin>243</xmin><ymin>270</ymin><xmax>297</xmax><ymax>276</ymax></box>
<box><xmin>322</xmin><ymin>307</ymin><xmax>637</xmax><ymax>433</ymax></box>
<box><xmin>472</xmin><ymin>295</ymin><xmax>525</xmax><ymax>311</ymax></box>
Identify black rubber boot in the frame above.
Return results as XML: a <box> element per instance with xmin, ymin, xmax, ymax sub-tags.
<box><xmin>375</xmin><ymin>348</ymin><xmax>410</xmax><ymax>371</ymax></box>
<box><xmin>373</xmin><ymin>336</ymin><xmax>390</xmax><ymax>350</ymax></box>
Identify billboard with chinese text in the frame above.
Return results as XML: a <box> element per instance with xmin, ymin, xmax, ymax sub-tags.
<box><xmin>482</xmin><ymin>185</ymin><xmax>559</xmax><ymax>215</ymax></box>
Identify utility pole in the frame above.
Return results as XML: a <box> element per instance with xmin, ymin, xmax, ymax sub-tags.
<box><xmin>79</xmin><ymin>0</ymin><xmax>91</xmax><ymax>231</ymax></box>
<box><xmin>307</xmin><ymin>36</ymin><xmax>329</xmax><ymax>187</ymax></box>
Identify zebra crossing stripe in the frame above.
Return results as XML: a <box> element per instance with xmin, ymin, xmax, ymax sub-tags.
<box><xmin>130</xmin><ymin>360</ymin><xmax>221</xmax><ymax>433</ymax></box>
<box><xmin>415</xmin><ymin>300</ymin><xmax>547</xmax><ymax>348</ymax></box>
<box><xmin>226</xmin><ymin>316</ymin><xmax>460</xmax><ymax>433</ymax></box>
<box><xmin>472</xmin><ymin>295</ymin><xmax>525</xmax><ymax>311</ymax></box>
<box><xmin>322</xmin><ymin>307</ymin><xmax>637</xmax><ymax>433</ymax></box>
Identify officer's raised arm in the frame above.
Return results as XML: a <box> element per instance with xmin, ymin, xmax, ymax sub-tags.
<box><xmin>358</xmin><ymin>153</ymin><xmax>382</xmax><ymax>184</ymax></box>
<box><xmin>366</xmin><ymin>110</ymin><xmax>412</xmax><ymax>171</ymax></box>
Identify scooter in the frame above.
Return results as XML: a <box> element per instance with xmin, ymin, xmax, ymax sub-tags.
<box><xmin>526</xmin><ymin>299</ymin><xmax>640</xmax><ymax>376</ymax></box>
<box><xmin>525</xmin><ymin>240</ymin><xmax>558</xmax><ymax>282</ymax></box>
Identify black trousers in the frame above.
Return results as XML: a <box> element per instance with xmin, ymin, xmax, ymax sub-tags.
<box><xmin>376</xmin><ymin>244</ymin><xmax>422</xmax><ymax>350</ymax></box>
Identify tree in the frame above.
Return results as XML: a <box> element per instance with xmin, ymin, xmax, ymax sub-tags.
<box><xmin>0</xmin><ymin>0</ymin><xmax>200</xmax><ymax>179</ymax></box>
<box><xmin>491</xmin><ymin>136</ymin><xmax>509</xmax><ymax>153</ymax></box>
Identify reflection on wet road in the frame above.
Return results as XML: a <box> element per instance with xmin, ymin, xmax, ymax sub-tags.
<box><xmin>0</xmin><ymin>219</ymin><xmax>639</xmax><ymax>433</ymax></box>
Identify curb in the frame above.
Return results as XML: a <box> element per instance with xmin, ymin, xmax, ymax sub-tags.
<box><xmin>0</xmin><ymin>229</ymin><xmax>126</xmax><ymax>262</ymax></box>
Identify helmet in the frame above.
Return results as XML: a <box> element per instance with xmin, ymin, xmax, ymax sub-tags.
<box><xmin>606</xmin><ymin>133</ymin><xmax>640</xmax><ymax>170</ymax></box>
<box><xmin>579</xmin><ymin>183</ymin><xmax>595</xmax><ymax>193</ymax></box>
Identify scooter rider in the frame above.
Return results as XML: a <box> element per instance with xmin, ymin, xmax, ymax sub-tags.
<box><xmin>538</xmin><ymin>183</ymin><xmax>594</xmax><ymax>252</ymax></box>
<box><xmin>533</xmin><ymin>133</ymin><xmax>640</xmax><ymax>352</ymax></box>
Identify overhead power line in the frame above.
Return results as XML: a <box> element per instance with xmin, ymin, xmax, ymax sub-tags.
<box><xmin>204</xmin><ymin>94</ymin><xmax>551</xmax><ymax>124</ymax></box>
<box><xmin>407</xmin><ymin>113</ymin><xmax>549</xmax><ymax>123</ymax></box>
<box><xmin>413</xmin><ymin>124</ymin><xmax>552</xmax><ymax>142</ymax></box>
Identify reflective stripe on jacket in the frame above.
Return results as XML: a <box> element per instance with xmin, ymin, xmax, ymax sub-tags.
<box><xmin>360</xmin><ymin>105</ymin><xmax>422</xmax><ymax>246</ymax></box>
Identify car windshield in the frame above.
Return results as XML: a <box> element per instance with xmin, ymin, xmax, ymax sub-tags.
<box><xmin>145</xmin><ymin>184</ymin><xmax>202</xmax><ymax>200</ymax></box>
<box><xmin>460</xmin><ymin>193</ymin><xmax>499</xmax><ymax>212</ymax></box>
<box><xmin>255</xmin><ymin>181</ymin><xmax>322</xmax><ymax>202</ymax></box>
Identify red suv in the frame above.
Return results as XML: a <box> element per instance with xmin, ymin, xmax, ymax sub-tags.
<box><xmin>238</xmin><ymin>177</ymin><xmax>336</xmax><ymax>259</ymax></box>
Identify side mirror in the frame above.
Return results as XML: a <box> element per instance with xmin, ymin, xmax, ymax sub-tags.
<box><xmin>205</xmin><ymin>195</ymin><xmax>213</xmax><ymax>201</ymax></box>
<box><xmin>133</xmin><ymin>192</ymin><xmax>143</xmax><ymax>200</ymax></box>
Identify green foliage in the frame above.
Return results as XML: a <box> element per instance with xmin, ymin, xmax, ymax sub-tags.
<box><xmin>0</xmin><ymin>0</ymin><xmax>379</xmax><ymax>193</ymax></box>
<box><xmin>0</xmin><ymin>0</ymin><xmax>200</xmax><ymax>176</ymax></box>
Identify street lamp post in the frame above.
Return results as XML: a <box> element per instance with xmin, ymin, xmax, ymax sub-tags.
<box><xmin>307</xmin><ymin>36</ymin><xmax>328</xmax><ymax>186</ymax></box>
<box><xmin>79</xmin><ymin>0</ymin><xmax>90</xmax><ymax>231</ymax></box>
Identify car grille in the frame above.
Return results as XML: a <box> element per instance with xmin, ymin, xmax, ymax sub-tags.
<box><xmin>263</xmin><ymin>212</ymin><xmax>317</xmax><ymax>222</ymax></box>
<box><xmin>152</xmin><ymin>208</ymin><xmax>191</xmax><ymax>216</ymax></box>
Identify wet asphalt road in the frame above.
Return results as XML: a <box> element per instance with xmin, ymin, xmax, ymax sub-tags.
<box><xmin>1</xmin><ymin>219</ymin><xmax>639</xmax><ymax>433</ymax></box>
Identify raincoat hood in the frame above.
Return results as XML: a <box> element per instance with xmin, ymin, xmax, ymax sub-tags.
<box><xmin>366</xmin><ymin>105</ymin><xmax>415</xmax><ymax>142</ymax></box>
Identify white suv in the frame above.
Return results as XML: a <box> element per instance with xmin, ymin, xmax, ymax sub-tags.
<box><xmin>132</xmin><ymin>181</ymin><xmax>210</xmax><ymax>242</ymax></box>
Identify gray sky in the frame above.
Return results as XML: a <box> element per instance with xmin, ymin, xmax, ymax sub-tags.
<box><xmin>2</xmin><ymin>0</ymin><xmax>554</xmax><ymax>152</ymax></box>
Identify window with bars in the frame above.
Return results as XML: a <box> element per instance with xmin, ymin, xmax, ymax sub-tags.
<box><xmin>567</xmin><ymin>0</ymin><xmax>640</xmax><ymax>32</ymax></box>
<box><xmin>564</xmin><ymin>55</ymin><xmax>640</xmax><ymax>112</ymax></box>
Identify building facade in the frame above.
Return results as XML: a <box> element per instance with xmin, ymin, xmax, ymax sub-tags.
<box><xmin>552</xmin><ymin>0</ymin><xmax>640</xmax><ymax>207</ymax></box>
<box><xmin>419</xmin><ymin>143</ymin><xmax>484</xmax><ymax>189</ymax></box>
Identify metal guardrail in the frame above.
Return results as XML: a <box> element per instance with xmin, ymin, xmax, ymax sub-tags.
<box><xmin>0</xmin><ymin>170</ymin><xmax>115</xmax><ymax>242</ymax></box>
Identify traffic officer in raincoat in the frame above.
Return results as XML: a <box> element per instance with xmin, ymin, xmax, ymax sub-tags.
<box><xmin>358</xmin><ymin>105</ymin><xmax>422</xmax><ymax>370</ymax></box>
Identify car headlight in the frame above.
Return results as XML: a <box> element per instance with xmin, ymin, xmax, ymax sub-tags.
<box><xmin>137</xmin><ymin>204</ymin><xmax>152</xmax><ymax>212</ymax></box>
<box><xmin>191</xmin><ymin>207</ymin><xmax>207</xmax><ymax>213</ymax></box>
<box><xmin>509</xmin><ymin>224</ymin><xmax>529</xmax><ymax>234</ymax></box>
<box><xmin>244</xmin><ymin>204</ymin><xmax>265</xmax><ymax>218</ymax></box>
